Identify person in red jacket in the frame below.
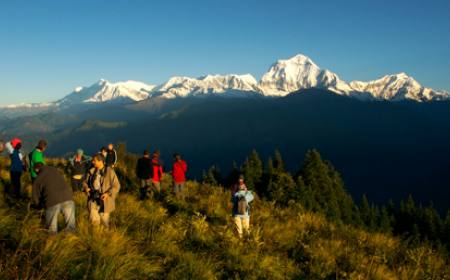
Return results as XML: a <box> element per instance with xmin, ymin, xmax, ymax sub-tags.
<box><xmin>151</xmin><ymin>151</ymin><xmax>164</xmax><ymax>195</ymax></box>
<box><xmin>172</xmin><ymin>153</ymin><xmax>188</xmax><ymax>200</ymax></box>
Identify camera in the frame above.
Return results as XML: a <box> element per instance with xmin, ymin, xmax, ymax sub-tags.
<box><xmin>91</xmin><ymin>189</ymin><xmax>105</xmax><ymax>213</ymax></box>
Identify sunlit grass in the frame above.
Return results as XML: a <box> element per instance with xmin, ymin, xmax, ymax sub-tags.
<box><xmin>0</xmin><ymin>157</ymin><xmax>448</xmax><ymax>279</ymax></box>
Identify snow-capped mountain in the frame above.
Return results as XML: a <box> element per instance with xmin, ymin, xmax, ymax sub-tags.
<box><xmin>151</xmin><ymin>74</ymin><xmax>260</xmax><ymax>98</ymax></box>
<box><xmin>349</xmin><ymin>73</ymin><xmax>449</xmax><ymax>102</ymax></box>
<box><xmin>1</xmin><ymin>53</ymin><xmax>450</xmax><ymax>118</ymax></box>
<box><xmin>258</xmin><ymin>54</ymin><xmax>354</xmax><ymax>97</ymax></box>
<box><xmin>57</xmin><ymin>79</ymin><xmax>155</xmax><ymax>107</ymax></box>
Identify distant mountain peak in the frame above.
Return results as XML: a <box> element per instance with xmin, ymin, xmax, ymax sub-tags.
<box><xmin>282</xmin><ymin>53</ymin><xmax>318</xmax><ymax>66</ymax></box>
<box><xmin>2</xmin><ymin>53</ymin><xmax>450</xmax><ymax>118</ymax></box>
<box><xmin>258</xmin><ymin>53</ymin><xmax>353</xmax><ymax>97</ymax></box>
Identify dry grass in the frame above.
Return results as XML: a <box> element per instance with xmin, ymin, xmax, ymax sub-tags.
<box><xmin>0</xmin><ymin>157</ymin><xmax>448</xmax><ymax>279</ymax></box>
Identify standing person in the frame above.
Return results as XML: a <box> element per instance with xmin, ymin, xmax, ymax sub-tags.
<box><xmin>68</xmin><ymin>149</ymin><xmax>91</xmax><ymax>192</ymax></box>
<box><xmin>136</xmin><ymin>150</ymin><xmax>152</xmax><ymax>200</ymax></box>
<box><xmin>172</xmin><ymin>153</ymin><xmax>187</xmax><ymax>200</ymax></box>
<box><xmin>83</xmin><ymin>153</ymin><xmax>121</xmax><ymax>228</ymax></box>
<box><xmin>105</xmin><ymin>143</ymin><xmax>117</xmax><ymax>168</ymax></box>
<box><xmin>9</xmin><ymin>140</ymin><xmax>27</xmax><ymax>198</ymax></box>
<box><xmin>231</xmin><ymin>175</ymin><xmax>254</xmax><ymax>238</ymax></box>
<box><xmin>30</xmin><ymin>140</ymin><xmax>47</xmax><ymax>183</ymax></box>
<box><xmin>32</xmin><ymin>163</ymin><xmax>76</xmax><ymax>234</ymax></box>
<box><xmin>151</xmin><ymin>151</ymin><xmax>164</xmax><ymax>195</ymax></box>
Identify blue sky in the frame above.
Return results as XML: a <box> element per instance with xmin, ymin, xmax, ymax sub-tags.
<box><xmin>1</xmin><ymin>0</ymin><xmax>449</xmax><ymax>105</ymax></box>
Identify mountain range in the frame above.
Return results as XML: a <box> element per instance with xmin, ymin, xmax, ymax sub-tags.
<box><xmin>1</xmin><ymin>54</ymin><xmax>449</xmax><ymax>118</ymax></box>
<box><xmin>1</xmin><ymin>54</ymin><xmax>450</xmax><ymax>213</ymax></box>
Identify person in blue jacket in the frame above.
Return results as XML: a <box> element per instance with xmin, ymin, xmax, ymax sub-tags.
<box><xmin>9</xmin><ymin>140</ymin><xmax>27</xmax><ymax>198</ymax></box>
<box><xmin>232</xmin><ymin>175</ymin><xmax>254</xmax><ymax>238</ymax></box>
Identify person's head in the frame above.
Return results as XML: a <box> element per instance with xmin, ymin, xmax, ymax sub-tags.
<box><xmin>108</xmin><ymin>143</ymin><xmax>114</xmax><ymax>150</ymax></box>
<box><xmin>11</xmin><ymin>138</ymin><xmax>22</xmax><ymax>149</ymax></box>
<box><xmin>153</xmin><ymin>150</ymin><xmax>160</xmax><ymax>159</ymax></box>
<box><xmin>100</xmin><ymin>147</ymin><xmax>107</xmax><ymax>156</ymax></box>
<box><xmin>76</xmin><ymin>149</ymin><xmax>84</xmax><ymax>157</ymax></box>
<box><xmin>238</xmin><ymin>174</ymin><xmax>245</xmax><ymax>186</ymax></box>
<box><xmin>34</xmin><ymin>162</ymin><xmax>44</xmax><ymax>174</ymax></box>
<box><xmin>37</xmin><ymin>140</ymin><xmax>47</xmax><ymax>151</ymax></box>
<box><xmin>173</xmin><ymin>153</ymin><xmax>181</xmax><ymax>161</ymax></box>
<box><xmin>0</xmin><ymin>140</ymin><xmax>4</xmax><ymax>153</ymax></box>
<box><xmin>15</xmin><ymin>142</ymin><xmax>22</xmax><ymax>150</ymax></box>
<box><xmin>143</xmin><ymin>150</ymin><xmax>150</xmax><ymax>158</ymax></box>
<box><xmin>92</xmin><ymin>153</ymin><xmax>106</xmax><ymax>169</ymax></box>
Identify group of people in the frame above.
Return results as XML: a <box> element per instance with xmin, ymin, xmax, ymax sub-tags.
<box><xmin>0</xmin><ymin>139</ymin><xmax>254</xmax><ymax>238</ymax></box>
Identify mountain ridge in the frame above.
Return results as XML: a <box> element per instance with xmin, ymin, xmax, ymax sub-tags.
<box><xmin>1</xmin><ymin>53</ymin><xmax>449</xmax><ymax>118</ymax></box>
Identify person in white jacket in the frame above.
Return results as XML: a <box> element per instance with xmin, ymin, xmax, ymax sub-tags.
<box><xmin>231</xmin><ymin>175</ymin><xmax>254</xmax><ymax>238</ymax></box>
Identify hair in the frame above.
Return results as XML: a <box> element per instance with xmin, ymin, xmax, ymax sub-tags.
<box><xmin>92</xmin><ymin>153</ymin><xmax>106</xmax><ymax>163</ymax></box>
<box><xmin>173</xmin><ymin>153</ymin><xmax>181</xmax><ymax>160</ymax></box>
<box><xmin>37</xmin><ymin>140</ymin><xmax>47</xmax><ymax>150</ymax></box>
<box><xmin>153</xmin><ymin>150</ymin><xmax>160</xmax><ymax>158</ymax></box>
<box><xmin>143</xmin><ymin>150</ymin><xmax>150</xmax><ymax>156</ymax></box>
<box><xmin>100</xmin><ymin>147</ymin><xmax>107</xmax><ymax>152</ymax></box>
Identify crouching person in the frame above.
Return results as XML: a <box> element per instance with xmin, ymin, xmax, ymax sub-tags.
<box><xmin>84</xmin><ymin>153</ymin><xmax>120</xmax><ymax>228</ymax></box>
<box><xmin>32</xmin><ymin>163</ymin><xmax>76</xmax><ymax>234</ymax></box>
<box><xmin>232</xmin><ymin>175</ymin><xmax>254</xmax><ymax>238</ymax></box>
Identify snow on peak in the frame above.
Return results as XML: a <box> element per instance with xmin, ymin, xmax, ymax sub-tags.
<box><xmin>284</xmin><ymin>54</ymin><xmax>318</xmax><ymax>67</ymax></box>
<box><xmin>57</xmin><ymin>79</ymin><xmax>156</xmax><ymax>106</ymax></box>
<box><xmin>348</xmin><ymin>73</ymin><xmax>446</xmax><ymax>102</ymax></box>
<box><xmin>258</xmin><ymin>54</ymin><xmax>353</xmax><ymax>96</ymax></box>
<box><xmin>2</xmin><ymin>53</ymin><xmax>450</xmax><ymax>115</ymax></box>
<box><xmin>152</xmin><ymin>74</ymin><xmax>260</xmax><ymax>98</ymax></box>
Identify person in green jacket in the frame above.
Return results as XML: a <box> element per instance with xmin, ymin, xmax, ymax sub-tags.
<box><xmin>30</xmin><ymin>140</ymin><xmax>47</xmax><ymax>182</ymax></box>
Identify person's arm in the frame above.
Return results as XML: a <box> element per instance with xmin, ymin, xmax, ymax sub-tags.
<box><xmin>109</xmin><ymin>170</ymin><xmax>121</xmax><ymax>199</ymax></box>
<box><xmin>31</xmin><ymin>178</ymin><xmax>42</xmax><ymax>207</ymax></box>
<box><xmin>82</xmin><ymin>173</ymin><xmax>90</xmax><ymax>193</ymax></box>
<box><xmin>113</xmin><ymin>150</ymin><xmax>117</xmax><ymax>165</ymax></box>
<box><xmin>182</xmin><ymin>161</ymin><xmax>188</xmax><ymax>173</ymax></box>
<box><xmin>245</xmin><ymin>191</ymin><xmax>254</xmax><ymax>203</ymax></box>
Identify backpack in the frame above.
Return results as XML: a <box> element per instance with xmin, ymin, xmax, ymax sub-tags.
<box><xmin>237</xmin><ymin>195</ymin><xmax>248</xmax><ymax>215</ymax></box>
<box><xmin>28</xmin><ymin>150</ymin><xmax>34</xmax><ymax>166</ymax></box>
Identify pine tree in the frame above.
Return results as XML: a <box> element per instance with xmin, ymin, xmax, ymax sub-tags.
<box><xmin>241</xmin><ymin>150</ymin><xmax>263</xmax><ymax>191</ymax></box>
<box><xmin>379</xmin><ymin>206</ymin><xmax>393</xmax><ymax>233</ymax></box>
<box><xmin>266</xmin><ymin>172</ymin><xmax>297</xmax><ymax>204</ymax></box>
<box><xmin>202</xmin><ymin>165</ymin><xmax>222</xmax><ymax>186</ymax></box>
<box><xmin>418</xmin><ymin>202</ymin><xmax>443</xmax><ymax>242</ymax></box>
<box><xmin>295</xmin><ymin>149</ymin><xmax>355</xmax><ymax>224</ymax></box>
<box><xmin>359</xmin><ymin>195</ymin><xmax>373</xmax><ymax>230</ymax></box>
<box><xmin>273</xmin><ymin>149</ymin><xmax>285</xmax><ymax>173</ymax></box>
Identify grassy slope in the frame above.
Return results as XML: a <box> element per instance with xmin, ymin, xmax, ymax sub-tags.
<box><xmin>0</xmin><ymin>157</ymin><xmax>448</xmax><ymax>280</ymax></box>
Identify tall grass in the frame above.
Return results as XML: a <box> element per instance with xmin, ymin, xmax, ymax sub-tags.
<box><xmin>0</xmin><ymin>157</ymin><xmax>448</xmax><ymax>279</ymax></box>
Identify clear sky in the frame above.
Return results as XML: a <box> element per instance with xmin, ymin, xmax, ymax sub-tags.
<box><xmin>1</xmin><ymin>0</ymin><xmax>449</xmax><ymax>105</ymax></box>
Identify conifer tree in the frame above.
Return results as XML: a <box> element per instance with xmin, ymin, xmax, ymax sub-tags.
<box><xmin>378</xmin><ymin>206</ymin><xmax>393</xmax><ymax>233</ymax></box>
<box><xmin>295</xmin><ymin>149</ymin><xmax>355</xmax><ymax>224</ymax></box>
<box><xmin>241</xmin><ymin>150</ymin><xmax>263</xmax><ymax>191</ymax></box>
<box><xmin>202</xmin><ymin>165</ymin><xmax>222</xmax><ymax>186</ymax></box>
